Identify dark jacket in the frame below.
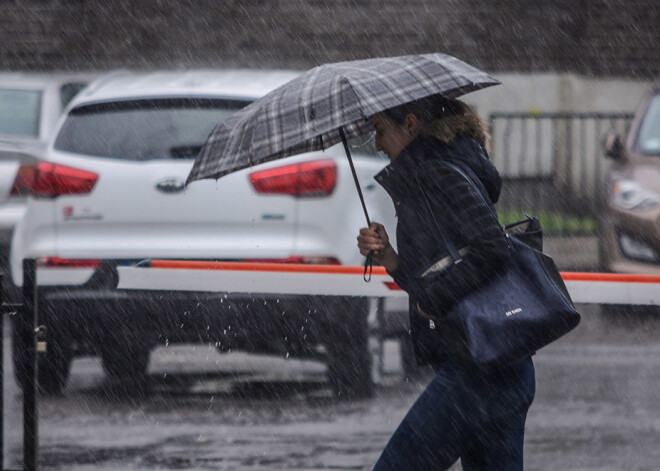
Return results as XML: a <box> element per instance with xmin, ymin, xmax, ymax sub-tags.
<box><xmin>375</xmin><ymin>134</ymin><xmax>509</xmax><ymax>366</ymax></box>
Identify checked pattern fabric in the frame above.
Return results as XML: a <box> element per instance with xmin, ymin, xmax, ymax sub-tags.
<box><xmin>187</xmin><ymin>53</ymin><xmax>499</xmax><ymax>184</ymax></box>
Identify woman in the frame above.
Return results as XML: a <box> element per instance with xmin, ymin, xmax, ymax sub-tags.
<box><xmin>357</xmin><ymin>95</ymin><xmax>536</xmax><ymax>470</ymax></box>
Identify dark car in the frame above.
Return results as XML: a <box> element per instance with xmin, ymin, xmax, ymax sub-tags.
<box><xmin>601</xmin><ymin>82</ymin><xmax>660</xmax><ymax>275</ymax></box>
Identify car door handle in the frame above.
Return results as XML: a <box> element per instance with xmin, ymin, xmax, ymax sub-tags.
<box><xmin>155</xmin><ymin>178</ymin><xmax>186</xmax><ymax>193</ymax></box>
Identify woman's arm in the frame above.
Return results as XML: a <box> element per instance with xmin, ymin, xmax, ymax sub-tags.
<box><xmin>357</xmin><ymin>223</ymin><xmax>423</xmax><ymax>293</ymax></box>
<box><xmin>357</xmin><ymin>222</ymin><xmax>399</xmax><ymax>272</ymax></box>
<box><xmin>415</xmin><ymin>164</ymin><xmax>510</xmax><ymax>315</ymax></box>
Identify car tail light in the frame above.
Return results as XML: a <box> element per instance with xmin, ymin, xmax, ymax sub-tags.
<box><xmin>243</xmin><ymin>256</ymin><xmax>341</xmax><ymax>265</ymax></box>
<box><xmin>249</xmin><ymin>159</ymin><xmax>337</xmax><ymax>197</ymax></box>
<box><xmin>30</xmin><ymin>162</ymin><xmax>99</xmax><ymax>198</ymax></box>
<box><xmin>38</xmin><ymin>257</ymin><xmax>102</xmax><ymax>269</ymax></box>
<box><xmin>10</xmin><ymin>164</ymin><xmax>35</xmax><ymax>196</ymax></box>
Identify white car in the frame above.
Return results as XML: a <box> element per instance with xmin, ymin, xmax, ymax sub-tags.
<box><xmin>9</xmin><ymin>70</ymin><xmax>398</xmax><ymax>397</ymax></box>
<box><xmin>1</xmin><ymin>73</ymin><xmax>91</xmax><ymax>286</ymax></box>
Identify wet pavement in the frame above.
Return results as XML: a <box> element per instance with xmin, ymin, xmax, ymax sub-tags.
<box><xmin>3</xmin><ymin>303</ymin><xmax>660</xmax><ymax>470</ymax></box>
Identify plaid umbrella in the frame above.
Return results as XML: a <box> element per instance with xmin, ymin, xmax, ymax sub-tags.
<box><xmin>187</xmin><ymin>53</ymin><xmax>499</xmax><ymax>187</ymax></box>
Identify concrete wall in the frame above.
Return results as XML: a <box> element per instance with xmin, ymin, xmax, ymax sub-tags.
<box><xmin>2</xmin><ymin>0</ymin><xmax>656</xmax><ymax>114</ymax></box>
<box><xmin>1</xmin><ymin>0</ymin><xmax>658</xmax><ymax>79</ymax></box>
<box><xmin>463</xmin><ymin>73</ymin><xmax>652</xmax><ymax>116</ymax></box>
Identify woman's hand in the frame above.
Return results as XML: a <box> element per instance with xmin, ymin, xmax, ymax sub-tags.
<box><xmin>357</xmin><ymin>222</ymin><xmax>399</xmax><ymax>272</ymax></box>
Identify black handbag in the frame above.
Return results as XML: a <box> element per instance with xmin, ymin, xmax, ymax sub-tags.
<box><xmin>418</xmin><ymin>162</ymin><xmax>580</xmax><ymax>369</ymax></box>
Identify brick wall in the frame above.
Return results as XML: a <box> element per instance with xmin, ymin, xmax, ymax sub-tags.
<box><xmin>1</xmin><ymin>0</ymin><xmax>657</xmax><ymax>78</ymax></box>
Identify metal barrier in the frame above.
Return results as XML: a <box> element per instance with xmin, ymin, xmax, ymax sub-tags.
<box><xmin>488</xmin><ymin>112</ymin><xmax>634</xmax><ymax>234</ymax></box>
<box><xmin>117</xmin><ymin>260</ymin><xmax>660</xmax><ymax>305</ymax></box>
<box><xmin>1</xmin><ymin>260</ymin><xmax>39</xmax><ymax>471</ymax></box>
<box><xmin>2</xmin><ymin>259</ymin><xmax>659</xmax><ymax>471</ymax></box>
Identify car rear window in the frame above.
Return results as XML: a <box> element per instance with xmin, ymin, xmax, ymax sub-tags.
<box><xmin>54</xmin><ymin>98</ymin><xmax>248</xmax><ymax>160</ymax></box>
<box><xmin>0</xmin><ymin>88</ymin><xmax>42</xmax><ymax>138</ymax></box>
<box><xmin>636</xmin><ymin>94</ymin><xmax>660</xmax><ymax>155</ymax></box>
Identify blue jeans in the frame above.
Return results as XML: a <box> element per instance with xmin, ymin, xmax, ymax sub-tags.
<box><xmin>373</xmin><ymin>358</ymin><xmax>535</xmax><ymax>470</ymax></box>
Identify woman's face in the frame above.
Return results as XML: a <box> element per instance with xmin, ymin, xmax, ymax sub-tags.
<box><xmin>373</xmin><ymin>113</ymin><xmax>417</xmax><ymax>161</ymax></box>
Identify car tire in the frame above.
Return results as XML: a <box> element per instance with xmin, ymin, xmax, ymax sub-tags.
<box><xmin>11</xmin><ymin>319</ymin><xmax>72</xmax><ymax>395</ymax></box>
<box><xmin>324</xmin><ymin>297</ymin><xmax>375</xmax><ymax>399</ymax></box>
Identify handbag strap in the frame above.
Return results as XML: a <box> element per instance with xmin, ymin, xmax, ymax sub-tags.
<box><xmin>417</xmin><ymin>181</ymin><xmax>464</xmax><ymax>263</ymax></box>
<box><xmin>417</xmin><ymin>161</ymin><xmax>504</xmax><ymax>264</ymax></box>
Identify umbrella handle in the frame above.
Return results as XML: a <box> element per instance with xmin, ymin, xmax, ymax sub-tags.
<box><xmin>339</xmin><ymin>127</ymin><xmax>374</xmax><ymax>282</ymax></box>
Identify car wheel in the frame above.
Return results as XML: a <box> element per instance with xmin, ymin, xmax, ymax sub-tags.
<box><xmin>324</xmin><ymin>297</ymin><xmax>374</xmax><ymax>399</ymax></box>
<box><xmin>11</xmin><ymin>319</ymin><xmax>72</xmax><ymax>395</ymax></box>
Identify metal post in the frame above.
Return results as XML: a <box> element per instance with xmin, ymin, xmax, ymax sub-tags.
<box><xmin>1</xmin><ymin>266</ymin><xmax>35</xmax><ymax>471</ymax></box>
<box><xmin>20</xmin><ymin>259</ymin><xmax>38</xmax><ymax>471</ymax></box>
<box><xmin>1</xmin><ymin>273</ymin><xmax>4</xmax><ymax>470</ymax></box>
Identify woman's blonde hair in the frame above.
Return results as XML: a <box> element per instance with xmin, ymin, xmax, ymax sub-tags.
<box><xmin>382</xmin><ymin>95</ymin><xmax>491</xmax><ymax>153</ymax></box>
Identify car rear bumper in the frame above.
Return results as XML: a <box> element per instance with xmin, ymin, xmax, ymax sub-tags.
<box><xmin>36</xmin><ymin>285</ymin><xmax>370</xmax><ymax>356</ymax></box>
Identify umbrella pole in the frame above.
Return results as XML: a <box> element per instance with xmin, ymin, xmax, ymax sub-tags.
<box><xmin>339</xmin><ymin>127</ymin><xmax>373</xmax><ymax>281</ymax></box>
<box><xmin>339</xmin><ymin>127</ymin><xmax>371</xmax><ymax>226</ymax></box>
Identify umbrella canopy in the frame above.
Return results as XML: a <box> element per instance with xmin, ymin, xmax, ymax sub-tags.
<box><xmin>187</xmin><ymin>53</ymin><xmax>500</xmax><ymax>184</ymax></box>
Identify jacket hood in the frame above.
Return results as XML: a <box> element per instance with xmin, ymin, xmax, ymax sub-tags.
<box><xmin>376</xmin><ymin>134</ymin><xmax>502</xmax><ymax>205</ymax></box>
<box><xmin>444</xmin><ymin>135</ymin><xmax>502</xmax><ymax>204</ymax></box>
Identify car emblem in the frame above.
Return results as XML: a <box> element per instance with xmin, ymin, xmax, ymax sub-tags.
<box><xmin>155</xmin><ymin>178</ymin><xmax>186</xmax><ymax>193</ymax></box>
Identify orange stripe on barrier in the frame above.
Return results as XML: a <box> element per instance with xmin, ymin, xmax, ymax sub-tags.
<box><xmin>150</xmin><ymin>259</ymin><xmax>390</xmax><ymax>276</ymax></box>
<box><xmin>560</xmin><ymin>272</ymin><xmax>660</xmax><ymax>284</ymax></box>
<box><xmin>384</xmin><ymin>281</ymin><xmax>402</xmax><ymax>290</ymax></box>
<box><xmin>148</xmin><ymin>261</ymin><xmax>660</xmax><ymax>285</ymax></box>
